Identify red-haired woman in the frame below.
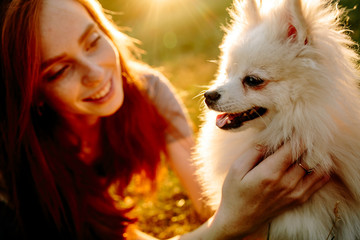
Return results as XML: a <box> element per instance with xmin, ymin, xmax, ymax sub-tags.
<box><xmin>0</xmin><ymin>0</ymin><xmax>329</xmax><ymax>239</ymax></box>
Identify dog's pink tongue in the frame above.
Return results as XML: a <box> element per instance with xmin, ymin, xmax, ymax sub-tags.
<box><xmin>216</xmin><ymin>113</ymin><xmax>231</xmax><ymax>128</ymax></box>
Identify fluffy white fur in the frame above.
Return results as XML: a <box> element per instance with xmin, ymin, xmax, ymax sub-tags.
<box><xmin>194</xmin><ymin>0</ymin><xmax>360</xmax><ymax>239</ymax></box>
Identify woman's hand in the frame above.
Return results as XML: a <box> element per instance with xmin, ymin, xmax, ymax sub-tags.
<box><xmin>208</xmin><ymin>142</ymin><xmax>330</xmax><ymax>239</ymax></box>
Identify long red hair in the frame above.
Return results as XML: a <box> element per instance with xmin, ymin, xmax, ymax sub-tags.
<box><xmin>0</xmin><ymin>0</ymin><xmax>168</xmax><ymax>239</ymax></box>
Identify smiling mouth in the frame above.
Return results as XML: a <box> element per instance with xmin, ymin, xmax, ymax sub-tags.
<box><xmin>216</xmin><ymin>107</ymin><xmax>267</xmax><ymax>130</ymax></box>
<box><xmin>84</xmin><ymin>80</ymin><xmax>112</xmax><ymax>101</ymax></box>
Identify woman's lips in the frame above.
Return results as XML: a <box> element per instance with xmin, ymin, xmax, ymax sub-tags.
<box><xmin>84</xmin><ymin>79</ymin><xmax>113</xmax><ymax>102</ymax></box>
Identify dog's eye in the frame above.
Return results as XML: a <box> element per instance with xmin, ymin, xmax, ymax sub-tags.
<box><xmin>243</xmin><ymin>76</ymin><xmax>264</xmax><ymax>87</ymax></box>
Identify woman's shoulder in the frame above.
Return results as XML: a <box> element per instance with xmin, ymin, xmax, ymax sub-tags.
<box><xmin>129</xmin><ymin>61</ymin><xmax>193</xmax><ymax>142</ymax></box>
<box><xmin>129</xmin><ymin>61</ymin><xmax>179</xmax><ymax>107</ymax></box>
<box><xmin>130</xmin><ymin>61</ymin><xmax>171</xmax><ymax>94</ymax></box>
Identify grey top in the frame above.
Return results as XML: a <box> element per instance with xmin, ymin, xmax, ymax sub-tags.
<box><xmin>139</xmin><ymin>67</ymin><xmax>193</xmax><ymax>143</ymax></box>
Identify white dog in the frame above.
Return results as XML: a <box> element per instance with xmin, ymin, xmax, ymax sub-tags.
<box><xmin>194</xmin><ymin>0</ymin><xmax>360</xmax><ymax>239</ymax></box>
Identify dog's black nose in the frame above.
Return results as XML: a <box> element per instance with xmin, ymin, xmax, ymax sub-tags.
<box><xmin>204</xmin><ymin>90</ymin><xmax>221</xmax><ymax>106</ymax></box>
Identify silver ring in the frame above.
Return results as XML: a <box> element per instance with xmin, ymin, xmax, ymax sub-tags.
<box><xmin>298</xmin><ymin>162</ymin><xmax>314</xmax><ymax>175</ymax></box>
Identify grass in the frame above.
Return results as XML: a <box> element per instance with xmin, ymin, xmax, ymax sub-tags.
<box><xmin>125</xmin><ymin>170</ymin><xmax>205</xmax><ymax>239</ymax></box>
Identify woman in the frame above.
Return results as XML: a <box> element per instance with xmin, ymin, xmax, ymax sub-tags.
<box><xmin>0</xmin><ymin>0</ymin><xmax>329</xmax><ymax>239</ymax></box>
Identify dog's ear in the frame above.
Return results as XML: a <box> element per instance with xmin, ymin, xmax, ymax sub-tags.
<box><xmin>230</xmin><ymin>0</ymin><xmax>261</xmax><ymax>28</ymax></box>
<box><xmin>286</xmin><ymin>0</ymin><xmax>308</xmax><ymax>45</ymax></box>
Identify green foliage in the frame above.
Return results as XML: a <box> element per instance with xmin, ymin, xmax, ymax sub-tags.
<box><xmin>99</xmin><ymin>0</ymin><xmax>236</xmax><ymax>129</ymax></box>
<box><xmin>99</xmin><ymin>0</ymin><xmax>232</xmax><ymax>64</ymax></box>
<box><xmin>339</xmin><ymin>0</ymin><xmax>360</xmax><ymax>43</ymax></box>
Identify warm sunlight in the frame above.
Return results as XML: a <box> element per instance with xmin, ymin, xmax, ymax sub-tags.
<box><xmin>152</xmin><ymin>0</ymin><xmax>172</xmax><ymax>2</ymax></box>
<box><xmin>148</xmin><ymin>0</ymin><xmax>176</xmax><ymax>7</ymax></box>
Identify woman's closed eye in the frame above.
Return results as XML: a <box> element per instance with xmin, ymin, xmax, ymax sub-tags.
<box><xmin>46</xmin><ymin>64</ymin><xmax>70</xmax><ymax>81</ymax></box>
<box><xmin>86</xmin><ymin>31</ymin><xmax>101</xmax><ymax>52</ymax></box>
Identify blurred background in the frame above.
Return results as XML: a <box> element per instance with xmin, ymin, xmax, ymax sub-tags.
<box><xmin>99</xmin><ymin>0</ymin><xmax>234</xmax><ymax>130</ymax></box>
<box><xmin>98</xmin><ymin>0</ymin><xmax>360</xmax><ymax>238</ymax></box>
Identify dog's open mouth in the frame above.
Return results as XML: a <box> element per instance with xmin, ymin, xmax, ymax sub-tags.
<box><xmin>216</xmin><ymin>107</ymin><xmax>267</xmax><ymax>130</ymax></box>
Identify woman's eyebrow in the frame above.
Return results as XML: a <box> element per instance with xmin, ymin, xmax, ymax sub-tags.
<box><xmin>41</xmin><ymin>23</ymin><xmax>96</xmax><ymax>71</ymax></box>
<box><xmin>41</xmin><ymin>54</ymin><xmax>66</xmax><ymax>71</ymax></box>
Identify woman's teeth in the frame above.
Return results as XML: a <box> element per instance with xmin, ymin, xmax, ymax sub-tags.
<box><xmin>88</xmin><ymin>81</ymin><xmax>111</xmax><ymax>100</ymax></box>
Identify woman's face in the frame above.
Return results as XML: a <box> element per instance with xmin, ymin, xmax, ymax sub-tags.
<box><xmin>39</xmin><ymin>0</ymin><xmax>124</xmax><ymax>124</ymax></box>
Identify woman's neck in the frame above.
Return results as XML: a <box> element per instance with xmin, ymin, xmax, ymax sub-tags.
<box><xmin>60</xmin><ymin>115</ymin><xmax>103</xmax><ymax>165</ymax></box>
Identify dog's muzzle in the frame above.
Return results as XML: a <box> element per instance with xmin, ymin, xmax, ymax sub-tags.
<box><xmin>204</xmin><ymin>90</ymin><xmax>267</xmax><ymax>130</ymax></box>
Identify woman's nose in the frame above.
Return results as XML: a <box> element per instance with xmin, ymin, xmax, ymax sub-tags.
<box><xmin>81</xmin><ymin>59</ymin><xmax>104</xmax><ymax>87</ymax></box>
